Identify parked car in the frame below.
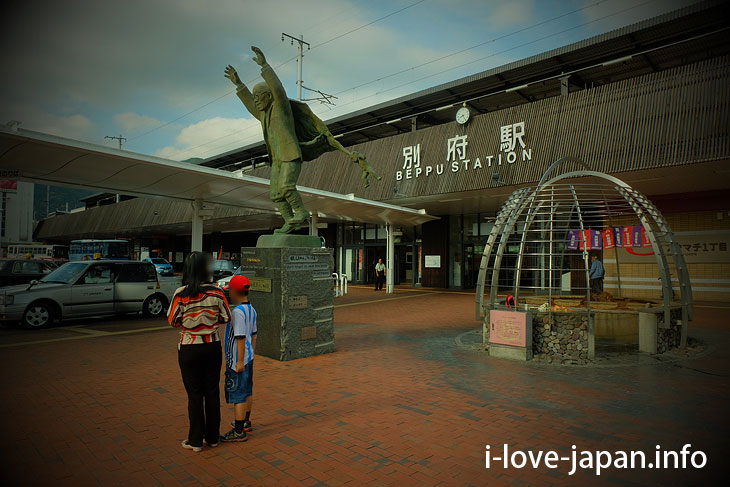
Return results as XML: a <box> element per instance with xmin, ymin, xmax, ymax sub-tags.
<box><xmin>144</xmin><ymin>257</ymin><xmax>175</xmax><ymax>276</ymax></box>
<box><xmin>0</xmin><ymin>260</ymin><xmax>180</xmax><ymax>329</ymax></box>
<box><xmin>0</xmin><ymin>259</ymin><xmax>57</xmax><ymax>287</ymax></box>
<box><xmin>212</xmin><ymin>260</ymin><xmax>237</xmax><ymax>281</ymax></box>
<box><xmin>215</xmin><ymin>266</ymin><xmax>245</xmax><ymax>301</ymax></box>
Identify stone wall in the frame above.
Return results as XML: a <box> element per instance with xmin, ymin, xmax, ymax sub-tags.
<box><xmin>533</xmin><ymin>312</ymin><xmax>590</xmax><ymax>364</ymax></box>
<box><xmin>657</xmin><ymin>308</ymin><xmax>683</xmax><ymax>353</ymax></box>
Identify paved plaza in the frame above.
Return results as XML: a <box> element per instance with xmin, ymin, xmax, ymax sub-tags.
<box><xmin>0</xmin><ymin>287</ymin><xmax>727</xmax><ymax>486</ymax></box>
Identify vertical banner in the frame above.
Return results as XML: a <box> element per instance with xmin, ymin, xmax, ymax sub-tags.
<box><xmin>632</xmin><ymin>225</ymin><xmax>643</xmax><ymax>248</ymax></box>
<box><xmin>579</xmin><ymin>229</ymin><xmax>591</xmax><ymax>251</ymax></box>
<box><xmin>613</xmin><ymin>227</ymin><xmax>623</xmax><ymax>248</ymax></box>
<box><xmin>567</xmin><ymin>230</ymin><xmax>579</xmax><ymax>250</ymax></box>
<box><xmin>641</xmin><ymin>226</ymin><xmax>651</xmax><ymax>247</ymax></box>
<box><xmin>622</xmin><ymin>226</ymin><xmax>633</xmax><ymax>248</ymax></box>
<box><xmin>603</xmin><ymin>229</ymin><xmax>615</xmax><ymax>249</ymax></box>
<box><xmin>590</xmin><ymin>229</ymin><xmax>602</xmax><ymax>250</ymax></box>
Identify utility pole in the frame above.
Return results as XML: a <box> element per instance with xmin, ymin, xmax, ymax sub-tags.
<box><xmin>105</xmin><ymin>134</ymin><xmax>126</xmax><ymax>149</ymax></box>
<box><xmin>104</xmin><ymin>134</ymin><xmax>126</xmax><ymax>203</ymax></box>
<box><xmin>281</xmin><ymin>33</ymin><xmax>310</xmax><ymax>101</ymax></box>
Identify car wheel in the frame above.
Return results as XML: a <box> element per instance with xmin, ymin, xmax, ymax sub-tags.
<box><xmin>143</xmin><ymin>294</ymin><xmax>166</xmax><ymax>317</ymax></box>
<box><xmin>23</xmin><ymin>302</ymin><xmax>54</xmax><ymax>329</ymax></box>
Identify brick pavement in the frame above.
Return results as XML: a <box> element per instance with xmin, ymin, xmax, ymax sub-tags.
<box><xmin>0</xmin><ymin>288</ymin><xmax>727</xmax><ymax>486</ymax></box>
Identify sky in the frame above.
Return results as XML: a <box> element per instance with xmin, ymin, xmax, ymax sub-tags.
<box><xmin>0</xmin><ymin>0</ymin><xmax>701</xmax><ymax>162</ymax></box>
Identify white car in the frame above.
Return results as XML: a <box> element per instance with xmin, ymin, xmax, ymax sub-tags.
<box><xmin>0</xmin><ymin>260</ymin><xmax>180</xmax><ymax>328</ymax></box>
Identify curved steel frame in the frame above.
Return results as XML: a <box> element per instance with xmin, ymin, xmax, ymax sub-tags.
<box><xmin>476</xmin><ymin>161</ymin><xmax>693</xmax><ymax>342</ymax></box>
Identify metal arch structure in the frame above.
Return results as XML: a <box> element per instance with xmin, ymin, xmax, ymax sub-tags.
<box><xmin>475</xmin><ymin>161</ymin><xmax>693</xmax><ymax>336</ymax></box>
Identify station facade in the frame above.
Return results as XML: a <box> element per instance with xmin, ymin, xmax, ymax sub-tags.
<box><xmin>34</xmin><ymin>2</ymin><xmax>730</xmax><ymax>301</ymax></box>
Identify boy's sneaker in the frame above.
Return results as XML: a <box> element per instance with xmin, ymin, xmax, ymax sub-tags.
<box><xmin>181</xmin><ymin>440</ymin><xmax>202</xmax><ymax>452</ymax></box>
<box><xmin>205</xmin><ymin>439</ymin><xmax>219</xmax><ymax>448</ymax></box>
<box><xmin>230</xmin><ymin>420</ymin><xmax>254</xmax><ymax>432</ymax></box>
<box><xmin>220</xmin><ymin>428</ymin><xmax>248</xmax><ymax>442</ymax></box>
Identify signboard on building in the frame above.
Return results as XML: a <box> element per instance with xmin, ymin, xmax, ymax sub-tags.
<box><xmin>424</xmin><ymin>255</ymin><xmax>441</xmax><ymax>268</ymax></box>
<box><xmin>0</xmin><ymin>179</ymin><xmax>18</xmax><ymax>192</ymax></box>
<box><xmin>615</xmin><ymin>230</ymin><xmax>730</xmax><ymax>264</ymax></box>
<box><xmin>396</xmin><ymin>121</ymin><xmax>533</xmax><ymax>182</ymax></box>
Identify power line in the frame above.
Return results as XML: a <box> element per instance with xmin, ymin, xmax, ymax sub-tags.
<box><xmin>310</xmin><ymin>0</ymin><xmax>428</xmax><ymax>50</ymax></box>
<box><xmin>332</xmin><ymin>0</ymin><xmax>611</xmax><ymax>97</ymax></box>
<box><xmin>104</xmin><ymin>134</ymin><xmax>126</xmax><ymax>149</ymax></box>
<box><xmin>318</xmin><ymin>0</ymin><xmax>658</xmax><ymax>115</ymax></box>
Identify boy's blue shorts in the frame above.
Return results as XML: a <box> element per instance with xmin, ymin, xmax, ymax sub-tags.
<box><xmin>224</xmin><ymin>362</ymin><xmax>253</xmax><ymax>404</ymax></box>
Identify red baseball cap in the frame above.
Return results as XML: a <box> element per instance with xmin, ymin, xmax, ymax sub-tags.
<box><xmin>228</xmin><ymin>275</ymin><xmax>251</xmax><ymax>292</ymax></box>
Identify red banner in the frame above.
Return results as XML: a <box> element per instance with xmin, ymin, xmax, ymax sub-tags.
<box><xmin>603</xmin><ymin>229</ymin><xmax>615</xmax><ymax>249</ymax></box>
<box><xmin>641</xmin><ymin>226</ymin><xmax>651</xmax><ymax>247</ymax></box>
<box><xmin>579</xmin><ymin>229</ymin><xmax>590</xmax><ymax>251</ymax></box>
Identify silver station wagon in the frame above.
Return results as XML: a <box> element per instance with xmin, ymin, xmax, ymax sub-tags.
<box><xmin>0</xmin><ymin>260</ymin><xmax>179</xmax><ymax>328</ymax></box>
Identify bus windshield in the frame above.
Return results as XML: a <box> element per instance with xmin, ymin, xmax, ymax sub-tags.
<box><xmin>104</xmin><ymin>242</ymin><xmax>128</xmax><ymax>259</ymax></box>
<box><xmin>69</xmin><ymin>240</ymin><xmax>130</xmax><ymax>261</ymax></box>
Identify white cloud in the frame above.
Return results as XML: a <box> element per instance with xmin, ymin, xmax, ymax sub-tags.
<box><xmin>0</xmin><ymin>102</ymin><xmax>96</xmax><ymax>140</ymax></box>
<box><xmin>487</xmin><ymin>0</ymin><xmax>536</xmax><ymax>30</ymax></box>
<box><xmin>113</xmin><ymin>112</ymin><xmax>161</xmax><ymax>133</ymax></box>
<box><xmin>155</xmin><ymin>116</ymin><xmax>262</xmax><ymax>161</ymax></box>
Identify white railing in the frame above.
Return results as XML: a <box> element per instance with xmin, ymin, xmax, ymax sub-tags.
<box><xmin>332</xmin><ymin>273</ymin><xmax>348</xmax><ymax>296</ymax></box>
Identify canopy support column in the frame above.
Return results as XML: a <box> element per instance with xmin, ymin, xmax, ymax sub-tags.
<box><xmin>386</xmin><ymin>223</ymin><xmax>395</xmax><ymax>294</ymax></box>
<box><xmin>191</xmin><ymin>199</ymin><xmax>204</xmax><ymax>252</ymax></box>
<box><xmin>309</xmin><ymin>213</ymin><xmax>318</xmax><ymax>236</ymax></box>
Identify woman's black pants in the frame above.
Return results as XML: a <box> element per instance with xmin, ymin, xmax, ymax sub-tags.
<box><xmin>178</xmin><ymin>341</ymin><xmax>222</xmax><ymax>447</ymax></box>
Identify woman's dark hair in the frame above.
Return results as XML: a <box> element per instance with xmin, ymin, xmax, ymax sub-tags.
<box><xmin>180</xmin><ymin>251</ymin><xmax>213</xmax><ymax>297</ymax></box>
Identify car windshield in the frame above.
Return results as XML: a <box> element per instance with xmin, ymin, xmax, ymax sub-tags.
<box><xmin>40</xmin><ymin>262</ymin><xmax>88</xmax><ymax>284</ymax></box>
<box><xmin>150</xmin><ymin>258</ymin><xmax>167</xmax><ymax>264</ymax></box>
<box><xmin>213</xmin><ymin>260</ymin><xmax>233</xmax><ymax>270</ymax></box>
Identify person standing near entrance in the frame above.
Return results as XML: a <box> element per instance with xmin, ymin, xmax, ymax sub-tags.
<box><xmin>589</xmin><ymin>254</ymin><xmax>605</xmax><ymax>294</ymax></box>
<box><xmin>168</xmin><ymin>252</ymin><xmax>232</xmax><ymax>452</ymax></box>
<box><xmin>374</xmin><ymin>258</ymin><xmax>386</xmax><ymax>291</ymax></box>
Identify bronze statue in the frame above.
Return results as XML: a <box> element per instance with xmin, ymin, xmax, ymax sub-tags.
<box><xmin>225</xmin><ymin>46</ymin><xmax>380</xmax><ymax>234</ymax></box>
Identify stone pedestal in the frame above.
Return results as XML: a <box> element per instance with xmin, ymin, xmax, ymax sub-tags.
<box><xmin>240</xmin><ymin>237</ymin><xmax>334</xmax><ymax>361</ymax></box>
<box><xmin>638</xmin><ymin>310</ymin><xmax>657</xmax><ymax>354</ymax></box>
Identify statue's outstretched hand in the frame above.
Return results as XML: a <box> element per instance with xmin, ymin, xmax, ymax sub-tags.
<box><xmin>251</xmin><ymin>46</ymin><xmax>266</xmax><ymax>66</ymax></box>
<box><xmin>224</xmin><ymin>65</ymin><xmax>242</xmax><ymax>86</ymax></box>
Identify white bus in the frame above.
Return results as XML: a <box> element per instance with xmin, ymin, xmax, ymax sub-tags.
<box><xmin>6</xmin><ymin>244</ymin><xmax>69</xmax><ymax>263</ymax></box>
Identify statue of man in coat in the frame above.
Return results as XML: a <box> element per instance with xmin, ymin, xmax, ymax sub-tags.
<box><xmin>225</xmin><ymin>46</ymin><xmax>380</xmax><ymax>234</ymax></box>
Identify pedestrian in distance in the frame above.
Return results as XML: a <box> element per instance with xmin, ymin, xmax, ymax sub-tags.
<box><xmin>168</xmin><ymin>252</ymin><xmax>231</xmax><ymax>452</ymax></box>
<box><xmin>220</xmin><ymin>275</ymin><xmax>258</xmax><ymax>442</ymax></box>
<box><xmin>589</xmin><ymin>254</ymin><xmax>605</xmax><ymax>294</ymax></box>
<box><xmin>374</xmin><ymin>258</ymin><xmax>386</xmax><ymax>291</ymax></box>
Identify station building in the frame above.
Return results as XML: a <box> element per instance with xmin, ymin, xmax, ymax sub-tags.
<box><xmin>34</xmin><ymin>2</ymin><xmax>730</xmax><ymax>301</ymax></box>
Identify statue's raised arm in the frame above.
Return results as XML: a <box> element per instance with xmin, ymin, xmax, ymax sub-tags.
<box><xmin>224</xmin><ymin>64</ymin><xmax>261</xmax><ymax>121</ymax></box>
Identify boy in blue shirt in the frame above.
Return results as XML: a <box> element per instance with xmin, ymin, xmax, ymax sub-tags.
<box><xmin>220</xmin><ymin>275</ymin><xmax>257</xmax><ymax>442</ymax></box>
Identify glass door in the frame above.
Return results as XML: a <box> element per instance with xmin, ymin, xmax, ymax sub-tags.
<box><xmin>462</xmin><ymin>243</ymin><xmax>485</xmax><ymax>288</ymax></box>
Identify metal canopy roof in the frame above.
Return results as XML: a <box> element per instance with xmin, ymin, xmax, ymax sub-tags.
<box><xmin>0</xmin><ymin>127</ymin><xmax>436</xmax><ymax>227</ymax></box>
<box><xmin>202</xmin><ymin>0</ymin><xmax>729</xmax><ymax>171</ymax></box>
